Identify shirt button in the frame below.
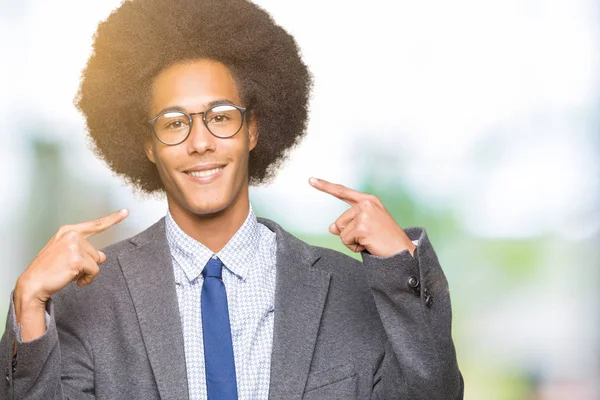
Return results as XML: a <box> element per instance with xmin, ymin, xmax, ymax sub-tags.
<box><xmin>5</xmin><ymin>374</ymin><xmax>9</xmax><ymax>385</ymax></box>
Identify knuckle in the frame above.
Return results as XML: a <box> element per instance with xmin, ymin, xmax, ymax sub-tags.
<box><xmin>90</xmin><ymin>265</ymin><xmax>100</xmax><ymax>277</ymax></box>
<box><xmin>57</xmin><ymin>225</ymin><xmax>72</xmax><ymax>236</ymax></box>
<box><xmin>67</xmin><ymin>242</ymin><xmax>79</xmax><ymax>253</ymax></box>
<box><xmin>356</xmin><ymin>212</ymin><xmax>368</xmax><ymax>224</ymax></box>
<box><xmin>356</xmin><ymin>222</ymin><xmax>369</xmax><ymax>235</ymax></box>
<box><xmin>64</xmin><ymin>230</ymin><xmax>81</xmax><ymax>242</ymax></box>
<box><xmin>365</xmin><ymin>193</ymin><xmax>377</xmax><ymax>201</ymax></box>
<box><xmin>368</xmin><ymin>194</ymin><xmax>381</xmax><ymax>205</ymax></box>
<box><xmin>68</xmin><ymin>252</ymin><xmax>82</xmax><ymax>266</ymax></box>
<box><xmin>57</xmin><ymin>224</ymin><xmax>70</xmax><ymax>232</ymax></box>
<box><xmin>359</xmin><ymin>199</ymin><xmax>374</xmax><ymax>209</ymax></box>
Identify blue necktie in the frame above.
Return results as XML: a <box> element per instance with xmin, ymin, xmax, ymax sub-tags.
<box><xmin>201</xmin><ymin>257</ymin><xmax>238</xmax><ymax>399</ymax></box>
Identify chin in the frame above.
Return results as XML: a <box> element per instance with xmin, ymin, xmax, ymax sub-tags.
<box><xmin>168</xmin><ymin>173</ymin><xmax>246</xmax><ymax>219</ymax></box>
<box><xmin>184</xmin><ymin>197</ymin><xmax>231</xmax><ymax>217</ymax></box>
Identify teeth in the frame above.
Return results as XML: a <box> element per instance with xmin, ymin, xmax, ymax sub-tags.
<box><xmin>187</xmin><ymin>167</ymin><xmax>224</xmax><ymax>177</ymax></box>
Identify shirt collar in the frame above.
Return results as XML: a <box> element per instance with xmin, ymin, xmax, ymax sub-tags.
<box><xmin>165</xmin><ymin>205</ymin><xmax>260</xmax><ymax>283</ymax></box>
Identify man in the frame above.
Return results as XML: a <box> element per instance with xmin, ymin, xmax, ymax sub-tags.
<box><xmin>1</xmin><ymin>0</ymin><xmax>463</xmax><ymax>398</ymax></box>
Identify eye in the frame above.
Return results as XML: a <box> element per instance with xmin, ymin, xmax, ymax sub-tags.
<box><xmin>206</xmin><ymin>105</ymin><xmax>240</xmax><ymax>125</ymax></box>
<box><xmin>207</xmin><ymin>113</ymin><xmax>230</xmax><ymax>124</ymax></box>
<box><xmin>158</xmin><ymin>112</ymin><xmax>190</xmax><ymax>130</ymax></box>
<box><xmin>165</xmin><ymin>119</ymin><xmax>188</xmax><ymax>129</ymax></box>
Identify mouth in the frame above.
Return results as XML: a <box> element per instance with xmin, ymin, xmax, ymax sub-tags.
<box><xmin>183</xmin><ymin>164</ymin><xmax>227</xmax><ymax>184</ymax></box>
<box><xmin>185</xmin><ymin>166</ymin><xmax>225</xmax><ymax>178</ymax></box>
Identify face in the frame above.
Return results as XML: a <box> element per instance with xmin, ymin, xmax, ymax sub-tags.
<box><xmin>145</xmin><ymin>59</ymin><xmax>258</xmax><ymax>219</ymax></box>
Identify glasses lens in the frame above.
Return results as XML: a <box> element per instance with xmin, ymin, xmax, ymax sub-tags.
<box><xmin>154</xmin><ymin>111</ymin><xmax>190</xmax><ymax>144</ymax></box>
<box><xmin>205</xmin><ymin>105</ymin><xmax>243</xmax><ymax>138</ymax></box>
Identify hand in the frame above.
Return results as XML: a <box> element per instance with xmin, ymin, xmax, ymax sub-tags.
<box><xmin>14</xmin><ymin>209</ymin><xmax>128</xmax><ymax>341</ymax></box>
<box><xmin>309</xmin><ymin>178</ymin><xmax>415</xmax><ymax>257</ymax></box>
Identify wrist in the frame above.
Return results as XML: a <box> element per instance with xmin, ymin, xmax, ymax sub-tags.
<box><xmin>14</xmin><ymin>280</ymin><xmax>49</xmax><ymax>342</ymax></box>
<box><xmin>14</xmin><ymin>279</ymin><xmax>47</xmax><ymax>316</ymax></box>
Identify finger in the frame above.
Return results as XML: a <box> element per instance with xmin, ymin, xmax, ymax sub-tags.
<box><xmin>309</xmin><ymin>177</ymin><xmax>367</xmax><ymax>206</ymax></box>
<box><xmin>353</xmin><ymin>243</ymin><xmax>365</xmax><ymax>253</ymax></box>
<box><xmin>77</xmin><ymin>273</ymin><xmax>95</xmax><ymax>287</ymax></box>
<box><xmin>75</xmin><ymin>258</ymin><xmax>100</xmax><ymax>287</ymax></box>
<box><xmin>338</xmin><ymin>220</ymin><xmax>366</xmax><ymax>253</ymax></box>
<box><xmin>329</xmin><ymin>207</ymin><xmax>358</xmax><ymax>235</ymax></box>
<box><xmin>79</xmin><ymin>239</ymin><xmax>103</xmax><ymax>264</ymax></box>
<box><xmin>329</xmin><ymin>223</ymin><xmax>341</xmax><ymax>235</ymax></box>
<box><xmin>339</xmin><ymin>219</ymin><xmax>358</xmax><ymax>247</ymax></box>
<box><xmin>77</xmin><ymin>209</ymin><xmax>129</xmax><ymax>239</ymax></box>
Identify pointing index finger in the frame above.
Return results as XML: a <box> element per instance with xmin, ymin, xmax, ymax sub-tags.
<box><xmin>309</xmin><ymin>177</ymin><xmax>365</xmax><ymax>205</ymax></box>
<box><xmin>78</xmin><ymin>209</ymin><xmax>130</xmax><ymax>238</ymax></box>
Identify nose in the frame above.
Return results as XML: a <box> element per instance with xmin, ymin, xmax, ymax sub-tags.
<box><xmin>186</xmin><ymin>115</ymin><xmax>216</xmax><ymax>155</ymax></box>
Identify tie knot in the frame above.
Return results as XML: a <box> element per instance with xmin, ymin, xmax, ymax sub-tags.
<box><xmin>203</xmin><ymin>257</ymin><xmax>223</xmax><ymax>279</ymax></box>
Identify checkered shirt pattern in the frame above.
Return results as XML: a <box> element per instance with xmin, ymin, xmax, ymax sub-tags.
<box><xmin>165</xmin><ymin>206</ymin><xmax>277</xmax><ymax>400</ymax></box>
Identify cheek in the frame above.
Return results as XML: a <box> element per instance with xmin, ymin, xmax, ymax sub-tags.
<box><xmin>152</xmin><ymin>148</ymin><xmax>180</xmax><ymax>181</ymax></box>
<box><xmin>231</xmin><ymin>145</ymin><xmax>251</xmax><ymax>177</ymax></box>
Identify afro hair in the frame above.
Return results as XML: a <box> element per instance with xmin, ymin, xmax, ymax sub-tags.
<box><xmin>75</xmin><ymin>0</ymin><xmax>312</xmax><ymax>193</ymax></box>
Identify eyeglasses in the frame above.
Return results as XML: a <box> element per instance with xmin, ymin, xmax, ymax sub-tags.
<box><xmin>148</xmin><ymin>103</ymin><xmax>247</xmax><ymax>146</ymax></box>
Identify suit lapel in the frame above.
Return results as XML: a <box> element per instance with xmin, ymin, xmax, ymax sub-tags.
<box><xmin>118</xmin><ymin>219</ymin><xmax>189</xmax><ymax>400</ymax></box>
<box><xmin>260</xmin><ymin>219</ymin><xmax>331</xmax><ymax>400</ymax></box>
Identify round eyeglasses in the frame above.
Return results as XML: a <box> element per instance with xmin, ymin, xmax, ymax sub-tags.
<box><xmin>148</xmin><ymin>103</ymin><xmax>247</xmax><ymax>145</ymax></box>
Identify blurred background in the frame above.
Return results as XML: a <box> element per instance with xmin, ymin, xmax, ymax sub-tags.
<box><xmin>1</xmin><ymin>0</ymin><xmax>598</xmax><ymax>398</ymax></box>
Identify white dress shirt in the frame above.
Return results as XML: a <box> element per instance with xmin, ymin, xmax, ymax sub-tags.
<box><xmin>165</xmin><ymin>205</ymin><xmax>277</xmax><ymax>400</ymax></box>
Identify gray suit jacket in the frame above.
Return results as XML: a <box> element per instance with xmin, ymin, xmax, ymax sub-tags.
<box><xmin>1</xmin><ymin>217</ymin><xmax>463</xmax><ymax>399</ymax></box>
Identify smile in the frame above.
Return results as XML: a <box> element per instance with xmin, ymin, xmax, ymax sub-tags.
<box><xmin>186</xmin><ymin>166</ymin><xmax>225</xmax><ymax>178</ymax></box>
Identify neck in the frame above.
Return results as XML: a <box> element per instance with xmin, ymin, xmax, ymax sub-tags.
<box><xmin>167</xmin><ymin>191</ymin><xmax>250</xmax><ymax>254</ymax></box>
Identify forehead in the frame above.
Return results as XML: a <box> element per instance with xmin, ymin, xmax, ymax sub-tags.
<box><xmin>150</xmin><ymin>59</ymin><xmax>241</xmax><ymax>115</ymax></box>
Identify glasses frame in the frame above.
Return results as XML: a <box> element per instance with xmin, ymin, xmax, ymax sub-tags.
<box><xmin>147</xmin><ymin>103</ymin><xmax>248</xmax><ymax>146</ymax></box>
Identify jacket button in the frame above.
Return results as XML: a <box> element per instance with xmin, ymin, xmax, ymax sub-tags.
<box><xmin>407</xmin><ymin>276</ymin><xmax>419</xmax><ymax>288</ymax></box>
<box><xmin>425</xmin><ymin>295</ymin><xmax>433</xmax><ymax>308</ymax></box>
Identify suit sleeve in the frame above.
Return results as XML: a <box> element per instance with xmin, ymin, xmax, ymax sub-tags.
<box><xmin>0</xmin><ymin>292</ymin><xmax>95</xmax><ymax>400</ymax></box>
<box><xmin>361</xmin><ymin>227</ymin><xmax>464</xmax><ymax>400</ymax></box>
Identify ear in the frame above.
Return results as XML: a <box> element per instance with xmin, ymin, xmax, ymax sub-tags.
<box><xmin>144</xmin><ymin>140</ymin><xmax>157</xmax><ymax>164</ymax></box>
<box><xmin>248</xmin><ymin>114</ymin><xmax>259</xmax><ymax>151</ymax></box>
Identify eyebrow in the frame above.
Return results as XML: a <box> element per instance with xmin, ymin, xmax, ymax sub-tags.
<box><xmin>153</xmin><ymin>99</ymin><xmax>238</xmax><ymax>117</ymax></box>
